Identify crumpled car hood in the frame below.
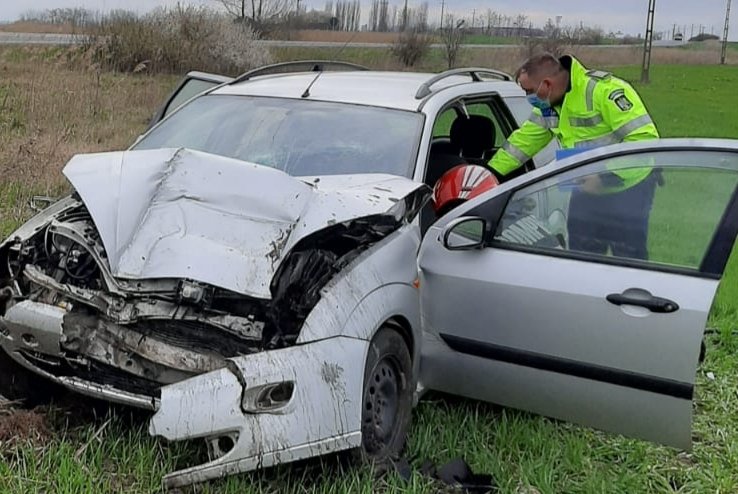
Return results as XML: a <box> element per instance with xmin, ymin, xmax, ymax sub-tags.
<box><xmin>63</xmin><ymin>148</ymin><xmax>424</xmax><ymax>299</ymax></box>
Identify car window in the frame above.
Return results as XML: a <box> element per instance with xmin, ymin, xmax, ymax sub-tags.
<box><xmin>432</xmin><ymin>108</ymin><xmax>456</xmax><ymax>138</ymax></box>
<box><xmin>164</xmin><ymin>79</ymin><xmax>221</xmax><ymax>118</ymax></box>
<box><xmin>492</xmin><ymin>150</ymin><xmax>738</xmax><ymax>272</ymax></box>
<box><xmin>431</xmin><ymin>103</ymin><xmax>503</xmax><ymax>142</ymax></box>
<box><xmin>135</xmin><ymin>95</ymin><xmax>424</xmax><ymax>178</ymax></box>
<box><xmin>505</xmin><ymin>96</ymin><xmax>535</xmax><ymax>126</ymax></box>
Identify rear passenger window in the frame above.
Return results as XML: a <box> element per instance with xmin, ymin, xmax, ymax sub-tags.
<box><xmin>432</xmin><ymin>109</ymin><xmax>456</xmax><ymax>138</ymax></box>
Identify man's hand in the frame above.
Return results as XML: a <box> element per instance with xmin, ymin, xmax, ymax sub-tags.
<box><xmin>576</xmin><ymin>174</ymin><xmax>603</xmax><ymax>194</ymax></box>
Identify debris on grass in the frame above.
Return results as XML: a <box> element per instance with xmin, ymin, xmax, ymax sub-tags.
<box><xmin>392</xmin><ymin>456</ymin><xmax>499</xmax><ymax>493</ymax></box>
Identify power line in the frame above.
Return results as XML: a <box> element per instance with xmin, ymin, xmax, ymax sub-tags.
<box><xmin>641</xmin><ymin>0</ymin><xmax>656</xmax><ymax>83</ymax></box>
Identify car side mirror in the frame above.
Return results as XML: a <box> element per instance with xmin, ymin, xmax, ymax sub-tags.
<box><xmin>442</xmin><ymin>216</ymin><xmax>487</xmax><ymax>250</ymax></box>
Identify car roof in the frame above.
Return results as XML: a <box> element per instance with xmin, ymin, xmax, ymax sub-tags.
<box><xmin>212</xmin><ymin>71</ymin><xmax>525</xmax><ymax>112</ymax></box>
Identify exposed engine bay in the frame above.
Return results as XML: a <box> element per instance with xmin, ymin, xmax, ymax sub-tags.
<box><xmin>0</xmin><ymin>148</ymin><xmax>429</xmax><ymax>408</ymax></box>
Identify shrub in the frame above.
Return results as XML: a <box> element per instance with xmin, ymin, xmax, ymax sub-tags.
<box><xmin>79</xmin><ymin>5</ymin><xmax>272</xmax><ymax>75</ymax></box>
<box><xmin>440</xmin><ymin>15</ymin><xmax>465</xmax><ymax>69</ymax></box>
<box><xmin>390</xmin><ymin>29</ymin><xmax>432</xmax><ymax>67</ymax></box>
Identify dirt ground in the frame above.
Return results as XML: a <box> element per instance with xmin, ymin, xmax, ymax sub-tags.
<box><xmin>0</xmin><ymin>400</ymin><xmax>51</xmax><ymax>447</ymax></box>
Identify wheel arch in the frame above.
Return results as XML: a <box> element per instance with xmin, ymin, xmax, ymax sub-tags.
<box><xmin>383</xmin><ymin>315</ymin><xmax>415</xmax><ymax>361</ymax></box>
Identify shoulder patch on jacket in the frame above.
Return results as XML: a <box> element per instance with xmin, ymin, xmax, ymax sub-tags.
<box><xmin>586</xmin><ymin>69</ymin><xmax>611</xmax><ymax>80</ymax></box>
<box><xmin>609</xmin><ymin>89</ymin><xmax>633</xmax><ymax>111</ymax></box>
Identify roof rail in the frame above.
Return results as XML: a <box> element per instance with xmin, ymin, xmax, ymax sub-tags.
<box><xmin>415</xmin><ymin>67</ymin><xmax>513</xmax><ymax>99</ymax></box>
<box><xmin>231</xmin><ymin>60</ymin><xmax>370</xmax><ymax>85</ymax></box>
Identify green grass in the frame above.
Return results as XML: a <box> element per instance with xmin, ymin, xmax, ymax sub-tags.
<box><xmin>2</xmin><ymin>64</ymin><xmax>738</xmax><ymax>493</ymax></box>
<box><xmin>613</xmin><ymin>65</ymin><xmax>738</xmax><ymax>138</ymax></box>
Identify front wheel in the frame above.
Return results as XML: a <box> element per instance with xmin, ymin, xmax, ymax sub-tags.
<box><xmin>357</xmin><ymin>326</ymin><xmax>413</xmax><ymax>467</ymax></box>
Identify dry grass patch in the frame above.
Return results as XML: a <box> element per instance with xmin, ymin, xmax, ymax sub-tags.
<box><xmin>292</xmin><ymin>29</ymin><xmax>405</xmax><ymax>43</ymax></box>
<box><xmin>0</xmin><ymin>46</ymin><xmax>176</xmax><ymax>235</ymax></box>
<box><xmin>0</xmin><ymin>21</ymin><xmax>87</xmax><ymax>35</ymax></box>
<box><xmin>0</xmin><ymin>400</ymin><xmax>52</xmax><ymax>449</ymax></box>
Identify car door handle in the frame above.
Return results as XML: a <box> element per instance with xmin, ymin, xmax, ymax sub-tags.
<box><xmin>606</xmin><ymin>292</ymin><xmax>679</xmax><ymax>313</ymax></box>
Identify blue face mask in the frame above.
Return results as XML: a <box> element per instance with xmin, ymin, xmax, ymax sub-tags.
<box><xmin>526</xmin><ymin>81</ymin><xmax>551</xmax><ymax>110</ymax></box>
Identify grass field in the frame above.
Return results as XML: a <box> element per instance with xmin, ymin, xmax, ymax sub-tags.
<box><xmin>1</xmin><ymin>51</ymin><xmax>738</xmax><ymax>493</ymax></box>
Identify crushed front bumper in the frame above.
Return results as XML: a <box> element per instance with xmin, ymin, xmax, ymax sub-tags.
<box><xmin>0</xmin><ymin>300</ymin><xmax>159</xmax><ymax>409</ymax></box>
<box><xmin>150</xmin><ymin>336</ymin><xmax>367</xmax><ymax>489</ymax></box>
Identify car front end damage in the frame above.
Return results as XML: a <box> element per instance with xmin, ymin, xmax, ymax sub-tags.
<box><xmin>0</xmin><ymin>148</ymin><xmax>428</xmax><ymax>486</ymax></box>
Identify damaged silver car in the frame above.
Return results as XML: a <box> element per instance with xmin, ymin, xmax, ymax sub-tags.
<box><xmin>3</xmin><ymin>62</ymin><xmax>738</xmax><ymax>488</ymax></box>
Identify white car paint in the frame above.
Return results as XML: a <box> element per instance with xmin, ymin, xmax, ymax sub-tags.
<box><xmin>64</xmin><ymin>147</ymin><xmax>425</xmax><ymax>299</ymax></box>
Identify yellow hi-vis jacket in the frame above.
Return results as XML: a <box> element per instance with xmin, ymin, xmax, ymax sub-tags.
<box><xmin>490</xmin><ymin>56</ymin><xmax>659</xmax><ymax>189</ymax></box>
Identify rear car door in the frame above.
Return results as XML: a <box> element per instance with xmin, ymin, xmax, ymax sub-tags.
<box><xmin>418</xmin><ymin>140</ymin><xmax>738</xmax><ymax>449</ymax></box>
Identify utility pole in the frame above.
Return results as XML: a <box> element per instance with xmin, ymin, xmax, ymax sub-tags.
<box><xmin>472</xmin><ymin>9</ymin><xmax>476</xmax><ymax>29</ymax></box>
<box><xmin>641</xmin><ymin>0</ymin><xmax>656</xmax><ymax>83</ymax></box>
<box><xmin>722</xmin><ymin>0</ymin><xmax>732</xmax><ymax>64</ymax></box>
<box><xmin>439</xmin><ymin>0</ymin><xmax>444</xmax><ymax>29</ymax></box>
<box><xmin>672</xmin><ymin>23</ymin><xmax>676</xmax><ymax>39</ymax></box>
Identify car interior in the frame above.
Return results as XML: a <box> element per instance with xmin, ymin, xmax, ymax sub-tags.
<box><xmin>420</xmin><ymin>97</ymin><xmax>535</xmax><ymax>234</ymax></box>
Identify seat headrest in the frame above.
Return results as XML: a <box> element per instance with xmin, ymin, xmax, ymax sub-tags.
<box><xmin>450</xmin><ymin>115</ymin><xmax>495</xmax><ymax>158</ymax></box>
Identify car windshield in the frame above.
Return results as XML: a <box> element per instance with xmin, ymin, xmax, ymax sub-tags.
<box><xmin>134</xmin><ymin>94</ymin><xmax>424</xmax><ymax>178</ymax></box>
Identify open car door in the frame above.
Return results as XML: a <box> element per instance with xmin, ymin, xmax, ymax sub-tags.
<box><xmin>146</xmin><ymin>71</ymin><xmax>233</xmax><ymax>129</ymax></box>
<box><xmin>418</xmin><ymin>139</ymin><xmax>738</xmax><ymax>449</ymax></box>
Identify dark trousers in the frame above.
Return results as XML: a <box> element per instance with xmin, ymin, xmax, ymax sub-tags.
<box><xmin>567</xmin><ymin>175</ymin><xmax>657</xmax><ymax>260</ymax></box>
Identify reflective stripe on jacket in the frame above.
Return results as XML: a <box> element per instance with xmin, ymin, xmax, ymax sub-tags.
<box><xmin>490</xmin><ymin>56</ymin><xmax>659</xmax><ymax>189</ymax></box>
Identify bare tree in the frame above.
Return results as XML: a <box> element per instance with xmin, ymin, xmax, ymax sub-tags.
<box><xmin>369</xmin><ymin>0</ymin><xmax>379</xmax><ymax>31</ymax></box>
<box><xmin>411</xmin><ymin>2</ymin><xmax>429</xmax><ymax>31</ymax></box>
<box><xmin>522</xmin><ymin>17</ymin><xmax>569</xmax><ymax>57</ymax></box>
<box><xmin>391</xmin><ymin>28</ymin><xmax>432</xmax><ymax>66</ymax></box>
<box><xmin>333</xmin><ymin>0</ymin><xmax>360</xmax><ymax>31</ymax></box>
<box><xmin>367</xmin><ymin>0</ymin><xmax>389</xmax><ymax>31</ymax></box>
<box><xmin>214</xmin><ymin>0</ymin><xmax>291</xmax><ymax>26</ymax></box>
<box><xmin>440</xmin><ymin>15</ymin><xmax>465</xmax><ymax>68</ymax></box>
<box><xmin>514</xmin><ymin>14</ymin><xmax>528</xmax><ymax>36</ymax></box>
<box><xmin>389</xmin><ymin>5</ymin><xmax>398</xmax><ymax>31</ymax></box>
<box><xmin>522</xmin><ymin>18</ymin><xmax>607</xmax><ymax>58</ymax></box>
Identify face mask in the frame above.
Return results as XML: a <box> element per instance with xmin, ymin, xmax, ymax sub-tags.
<box><xmin>526</xmin><ymin>81</ymin><xmax>551</xmax><ymax>110</ymax></box>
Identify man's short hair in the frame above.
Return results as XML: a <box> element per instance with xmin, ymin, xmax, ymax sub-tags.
<box><xmin>515</xmin><ymin>53</ymin><xmax>563</xmax><ymax>82</ymax></box>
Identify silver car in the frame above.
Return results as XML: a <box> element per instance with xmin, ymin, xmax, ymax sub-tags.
<box><xmin>1</xmin><ymin>61</ymin><xmax>736</xmax><ymax>488</ymax></box>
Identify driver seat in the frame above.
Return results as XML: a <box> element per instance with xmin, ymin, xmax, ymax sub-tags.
<box><xmin>450</xmin><ymin>115</ymin><xmax>496</xmax><ymax>165</ymax></box>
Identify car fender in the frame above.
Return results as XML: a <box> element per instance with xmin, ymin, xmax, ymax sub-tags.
<box><xmin>297</xmin><ymin>223</ymin><xmax>421</xmax><ymax>354</ymax></box>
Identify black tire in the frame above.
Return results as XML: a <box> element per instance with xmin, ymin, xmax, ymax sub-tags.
<box><xmin>357</xmin><ymin>326</ymin><xmax>413</xmax><ymax>468</ymax></box>
<box><xmin>0</xmin><ymin>348</ymin><xmax>60</xmax><ymax>406</ymax></box>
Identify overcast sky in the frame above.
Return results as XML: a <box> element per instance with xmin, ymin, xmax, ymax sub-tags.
<box><xmin>1</xmin><ymin>0</ymin><xmax>736</xmax><ymax>40</ymax></box>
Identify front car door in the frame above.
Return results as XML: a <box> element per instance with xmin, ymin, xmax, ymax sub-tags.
<box><xmin>418</xmin><ymin>139</ymin><xmax>738</xmax><ymax>448</ymax></box>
